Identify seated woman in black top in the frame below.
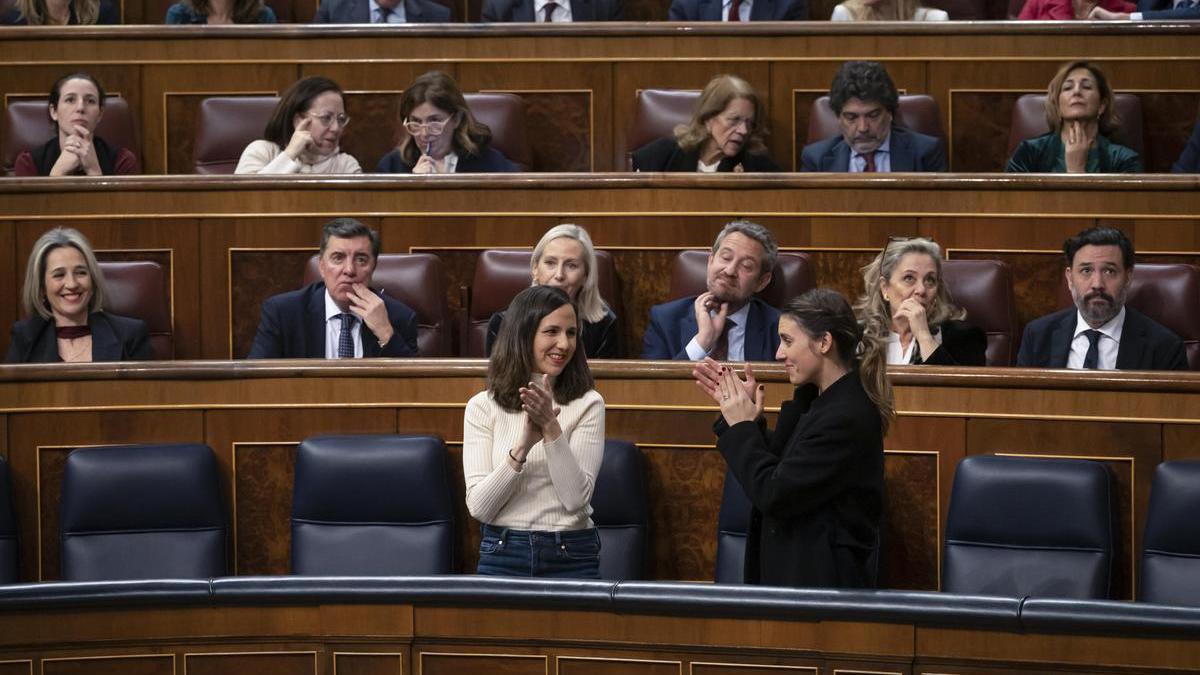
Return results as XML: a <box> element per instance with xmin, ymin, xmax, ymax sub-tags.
<box><xmin>6</xmin><ymin>228</ymin><xmax>151</xmax><ymax>364</ymax></box>
<box><xmin>1</xmin><ymin>0</ymin><xmax>117</xmax><ymax>23</ymax></box>
<box><xmin>164</xmin><ymin>0</ymin><xmax>276</xmax><ymax>23</ymax></box>
<box><xmin>377</xmin><ymin>71</ymin><xmax>517</xmax><ymax>174</ymax></box>
<box><xmin>14</xmin><ymin>73</ymin><xmax>140</xmax><ymax>177</ymax></box>
<box><xmin>854</xmin><ymin>237</ymin><xmax>986</xmax><ymax>366</ymax></box>
<box><xmin>694</xmin><ymin>289</ymin><xmax>892</xmax><ymax>588</ymax></box>
<box><xmin>486</xmin><ymin>224</ymin><xmax>619</xmax><ymax>359</ymax></box>
<box><xmin>632</xmin><ymin>74</ymin><xmax>780</xmax><ymax>173</ymax></box>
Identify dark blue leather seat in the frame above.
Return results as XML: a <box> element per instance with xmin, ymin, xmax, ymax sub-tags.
<box><xmin>590</xmin><ymin>440</ymin><xmax>648</xmax><ymax>580</ymax></box>
<box><xmin>1141</xmin><ymin>460</ymin><xmax>1200</xmax><ymax>606</ymax></box>
<box><xmin>0</xmin><ymin>456</ymin><xmax>16</xmax><ymax>584</ymax></box>
<box><xmin>291</xmin><ymin>435</ymin><xmax>455</xmax><ymax>575</ymax></box>
<box><xmin>60</xmin><ymin>444</ymin><xmax>227</xmax><ymax>581</ymax></box>
<box><xmin>714</xmin><ymin>468</ymin><xmax>751</xmax><ymax>584</ymax></box>
<box><xmin>943</xmin><ymin>455</ymin><xmax>1113</xmax><ymax>599</ymax></box>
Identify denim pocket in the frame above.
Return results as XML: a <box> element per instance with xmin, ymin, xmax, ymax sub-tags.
<box><xmin>559</xmin><ymin>529</ymin><xmax>601</xmax><ymax>560</ymax></box>
<box><xmin>479</xmin><ymin>535</ymin><xmax>504</xmax><ymax>554</ymax></box>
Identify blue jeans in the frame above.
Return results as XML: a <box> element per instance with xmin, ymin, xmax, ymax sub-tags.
<box><xmin>476</xmin><ymin>524</ymin><xmax>601</xmax><ymax>579</ymax></box>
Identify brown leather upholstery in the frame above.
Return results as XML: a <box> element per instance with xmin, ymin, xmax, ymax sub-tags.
<box><xmin>667</xmin><ymin>250</ymin><xmax>816</xmax><ymax>310</ymax></box>
<box><xmin>1</xmin><ymin>97</ymin><xmax>140</xmax><ymax>176</ymax></box>
<box><xmin>193</xmin><ymin>96</ymin><xmax>279</xmax><ymax>175</ymax></box>
<box><xmin>462</xmin><ymin>249</ymin><xmax>619</xmax><ymax>357</ymax></box>
<box><xmin>806</xmin><ymin>95</ymin><xmax>945</xmax><ymax>146</ymax></box>
<box><xmin>1055</xmin><ymin>263</ymin><xmax>1200</xmax><ymax>370</ymax></box>
<box><xmin>302</xmin><ymin>253</ymin><xmax>453</xmax><ymax>356</ymax></box>
<box><xmin>97</xmin><ymin>261</ymin><xmax>173</xmax><ymax>360</ymax></box>
<box><xmin>391</xmin><ymin>93</ymin><xmax>533</xmax><ymax>172</ymax></box>
<box><xmin>1007</xmin><ymin>93</ymin><xmax>1145</xmax><ymax>159</ymax></box>
<box><xmin>626</xmin><ymin>89</ymin><xmax>701</xmax><ymax>170</ymax></box>
<box><xmin>941</xmin><ymin>259</ymin><xmax>1018</xmax><ymax>366</ymax></box>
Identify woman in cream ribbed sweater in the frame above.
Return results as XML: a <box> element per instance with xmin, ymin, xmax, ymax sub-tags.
<box><xmin>464</xmin><ymin>285</ymin><xmax>606</xmax><ymax>578</ymax></box>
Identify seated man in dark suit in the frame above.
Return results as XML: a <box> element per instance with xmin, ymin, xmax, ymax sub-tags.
<box><xmin>248</xmin><ymin>218</ymin><xmax>418</xmax><ymax>359</ymax></box>
<box><xmin>1017</xmin><ymin>226</ymin><xmax>1187</xmax><ymax>371</ymax></box>
<box><xmin>314</xmin><ymin>0</ymin><xmax>449</xmax><ymax>22</ymax></box>
<box><xmin>801</xmin><ymin>61</ymin><xmax>946</xmax><ymax>173</ymax></box>
<box><xmin>668</xmin><ymin>0</ymin><xmax>807</xmax><ymax>20</ymax></box>
<box><xmin>1173</xmin><ymin>118</ymin><xmax>1200</xmax><ymax>173</ymax></box>
<box><xmin>482</xmin><ymin>0</ymin><xmax>622</xmax><ymax>21</ymax></box>
<box><xmin>1089</xmin><ymin>0</ymin><xmax>1200</xmax><ymax>20</ymax></box>
<box><xmin>643</xmin><ymin>220</ymin><xmax>780</xmax><ymax>361</ymax></box>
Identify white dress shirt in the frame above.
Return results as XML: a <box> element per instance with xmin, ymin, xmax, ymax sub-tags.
<box><xmin>1067</xmin><ymin>306</ymin><xmax>1125</xmax><ymax>370</ymax></box>
<box><xmin>850</xmin><ymin>134</ymin><xmax>892</xmax><ymax>173</ymax></box>
<box><xmin>535</xmin><ymin>0</ymin><xmax>573</xmax><ymax>21</ymax></box>
<box><xmin>324</xmin><ymin>290</ymin><xmax>363</xmax><ymax>359</ymax></box>
<box><xmin>370</xmin><ymin>0</ymin><xmax>407</xmax><ymax>22</ymax></box>
<box><xmin>721</xmin><ymin>0</ymin><xmax>753</xmax><ymax>20</ymax></box>
<box><xmin>886</xmin><ymin>329</ymin><xmax>943</xmax><ymax>365</ymax></box>
<box><xmin>685</xmin><ymin>301</ymin><xmax>752</xmax><ymax>361</ymax></box>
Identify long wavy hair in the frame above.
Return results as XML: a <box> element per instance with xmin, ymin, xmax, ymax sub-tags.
<box><xmin>853</xmin><ymin>237</ymin><xmax>965</xmax><ymax>346</ymax></box>
<box><xmin>673</xmin><ymin>74</ymin><xmax>769</xmax><ymax>156</ymax></box>
<box><xmin>531</xmin><ymin>224</ymin><xmax>608</xmax><ymax>324</ymax></box>
<box><xmin>839</xmin><ymin>0</ymin><xmax>925</xmax><ymax>20</ymax></box>
<box><xmin>785</xmin><ymin>289</ymin><xmax>894</xmax><ymax>434</ymax></box>
<box><xmin>22</xmin><ymin>227</ymin><xmax>108</xmax><ymax>320</ymax></box>
<box><xmin>488</xmin><ymin>286</ymin><xmax>594</xmax><ymax>413</ymax></box>
<box><xmin>1044</xmin><ymin>61</ymin><xmax>1120</xmax><ymax>136</ymax></box>
<box><xmin>396</xmin><ymin>71</ymin><xmax>493</xmax><ymax>167</ymax></box>
<box><xmin>17</xmin><ymin>0</ymin><xmax>100</xmax><ymax>24</ymax></box>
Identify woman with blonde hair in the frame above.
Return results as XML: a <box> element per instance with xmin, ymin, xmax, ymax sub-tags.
<box><xmin>831</xmin><ymin>0</ymin><xmax>947</xmax><ymax>20</ymax></box>
<box><xmin>854</xmin><ymin>237</ymin><xmax>986</xmax><ymax>366</ymax></box>
<box><xmin>1</xmin><ymin>0</ymin><xmax>116</xmax><ymax>24</ymax></box>
<box><xmin>486</xmin><ymin>224</ymin><xmax>619</xmax><ymax>358</ymax></box>
<box><xmin>7</xmin><ymin>228</ymin><xmax>150</xmax><ymax>363</ymax></box>
<box><xmin>632</xmin><ymin>74</ymin><xmax>779</xmax><ymax>173</ymax></box>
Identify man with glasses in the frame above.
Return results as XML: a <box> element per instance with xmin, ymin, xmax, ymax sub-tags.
<box><xmin>801</xmin><ymin>61</ymin><xmax>946</xmax><ymax>173</ymax></box>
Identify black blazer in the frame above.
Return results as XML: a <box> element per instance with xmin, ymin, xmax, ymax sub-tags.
<box><xmin>1137</xmin><ymin>0</ymin><xmax>1200</xmax><ymax>19</ymax></box>
<box><xmin>313</xmin><ymin>0</ymin><xmax>449</xmax><ymax>21</ymax></box>
<box><xmin>668</xmin><ymin>0</ymin><xmax>806</xmax><ymax>20</ymax></box>
<box><xmin>914</xmin><ymin>320</ymin><xmax>987</xmax><ymax>366</ymax></box>
<box><xmin>246</xmin><ymin>281</ymin><xmax>418</xmax><ymax>359</ymax></box>
<box><xmin>1173</xmin><ymin>119</ymin><xmax>1200</xmax><ymax>173</ymax></box>
<box><xmin>481</xmin><ymin>0</ymin><xmax>622</xmax><ymax>20</ymax></box>
<box><xmin>631</xmin><ymin>136</ymin><xmax>780</xmax><ymax>173</ymax></box>
<box><xmin>376</xmin><ymin>146</ymin><xmax>517</xmax><ymax>173</ymax></box>
<box><xmin>717</xmin><ymin>374</ymin><xmax>884</xmax><ymax>588</ymax></box>
<box><xmin>486</xmin><ymin>306</ymin><xmax>619</xmax><ymax>358</ymax></box>
<box><xmin>800</xmin><ymin>126</ymin><xmax>947</xmax><ymax>173</ymax></box>
<box><xmin>6</xmin><ymin>312</ymin><xmax>151</xmax><ymax>363</ymax></box>
<box><xmin>1016</xmin><ymin>306</ymin><xmax>1187</xmax><ymax>371</ymax></box>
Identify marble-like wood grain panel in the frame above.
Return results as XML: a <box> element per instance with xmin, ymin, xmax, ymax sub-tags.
<box><xmin>1137</xmin><ymin>93</ymin><xmax>1200</xmax><ymax>173</ymax></box>
<box><xmin>558</xmin><ymin>657</ymin><xmax>681</xmax><ymax>675</ymax></box>
<box><xmin>881</xmin><ymin>451</ymin><xmax>939</xmax><ymax>591</ymax></box>
<box><xmin>950</xmin><ymin>92</ymin><xmax>1030</xmax><ymax>173</ymax></box>
<box><xmin>184</xmin><ymin>652</ymin><xmax>315</xmax><ymax>675</ymax></box>
<box><xmin>522</xmin><ymin>92</ymin><xmax>591</xmax><ymax>173</ymax></box>
<box><xmin>421</xmin><ymin>653</ymin><xmax>546</xmax><ymax>675</ymax></box>
<box><xmin>642</xmin><ymin>445</ymin><xmax>726</xmax><ymax>581</ymax></box>
<box><xmin>234</xmin><ymin>443</ymin><xmax>296</xmax><ymax>576</ymax></box>
<box><xmin>229</xmin><ymin>249</ymin><xmax>316</xmax><ymax>360</ymax></box>
<box><xmin>333</xmin><ymin>653</ymin><xmax>404</xmax><ymax>675</ymax></box>
<box><xmin>342</xmin><ymin>92</ymin><xmax>403</xmax><ymax>176</ymax></box>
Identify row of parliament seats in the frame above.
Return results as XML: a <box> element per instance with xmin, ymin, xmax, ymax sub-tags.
<box><xmin>0</xmin><ymin>437</ymin><xmax>646</xmax><ymax>583</ymax></box>
<box><xmin>1</xmin><ymin>446</ymin><xmax>1197</xmax><ymax>604</ymax></box>
<box><xmin>0</xmin><ymin>89</ymin><xmax>1156</xmax><ymax>175</ymax></box>
<box><xmin>82</xmin><ymin>248</ymin><xmax>1200</xmax><ymax>367</ymax></box>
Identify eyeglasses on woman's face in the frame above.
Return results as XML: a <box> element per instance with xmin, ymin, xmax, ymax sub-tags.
<box><xmin>308</xmin><ymin>112</ymin><xmax>351</xmax><ymax>128</ymax></box>
<box><xmin>403</xmin><ymin>117</ymin><xmax>450</xmax><ymax>135</ymax></box>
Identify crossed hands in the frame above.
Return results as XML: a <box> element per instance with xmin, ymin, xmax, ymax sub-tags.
<box><xmin>50</xmin><ymin>125</ymin><xmax>101</xmax><ymax>176</ymax></box>
<box><xmin>693</xmin><ymin>357</ymin><xmax>764</xmax><ymax>426</ymax></box>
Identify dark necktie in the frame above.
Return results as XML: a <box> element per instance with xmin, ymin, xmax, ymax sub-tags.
<box><xmin>862</xmin><ymin>151</ymin><xmax>877</xmax><ymax>173</ymax></box>
<box><xmin>710</xmin><ymin>318</ymin><xmax>736</xmax><ymax>361</ymax></box>
<box><xmin>1082</xmin><ymin>329</ymin><xmax>1102</xmax><ymax>370</ymax></box>
<box><xmin>542</xmin><ymin>1</ymin><xmax>557</xmax><ymax>21</ymax></box>
<box><xmin>338</xmin><ymin>313</ymin><xmax>357</xmax><ymax>359</ymax></box>
<box><xmin>727</xmin><ymin>0</ymin><xmax>742</xmax><ymax>20</ymax></box>
<box><xmin>376</xmin><ymin>5</ymin><xmax>393</xmax><ymax>21</ymax></box>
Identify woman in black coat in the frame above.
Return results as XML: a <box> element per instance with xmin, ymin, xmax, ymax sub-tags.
<box><xmin>694</xmin><ymin>289</ymin><xmax>893</xmax><ymax>588</ymax></box>
<box><xmin>632</xmin><ymin>74</ymin><xmax>780</xmax><ymax>173</ymax></box>
<box><xmin>854</xmin><ymin>237</ymin><xmax>987</xmax><ymax>366</ymax></box>
<box><xmin>6</xmin><ymin>227</ymin><xmax>150</xmax><ymax>364</ymax></box>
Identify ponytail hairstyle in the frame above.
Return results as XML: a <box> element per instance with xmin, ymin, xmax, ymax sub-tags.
<box><xmin>782</xmin><ymin>288</ymin><xmax>894</xmax><ymax>434</ymax></box>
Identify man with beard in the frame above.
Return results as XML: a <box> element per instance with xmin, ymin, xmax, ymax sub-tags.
<box><xmin>1017</xmin><ymin>226</ymin><xmax>1186</xmax><ymax>370</ymax></box>
<box><xmin>643</xmin><ymin>220</ymin><xmax>780</xmax><ymax>361</ymax></box>
<box><xmin>801</xmin><ymin>61</ymin><xmax>946</xmax><ymax>173</ymax></box>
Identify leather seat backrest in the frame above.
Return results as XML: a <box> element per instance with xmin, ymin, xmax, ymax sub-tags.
<box><xmin>193</xmin><ymin>96</ymin><xmax>279</xmax><ymax>174</ymax></box>
<box><xmin>291</xmin><ymin>434</ymin><xmax>455</xmax><ymax>575</ymax></box>
<box><xmin>60</xmin><ymin>444</ymin><xmax>227</xmax><ymax>581</ymax></box>
<box><xmin>1141</xmin><ymin>460</ymin><xmax>1200</xmax><ymax>606</ymax></box>
<box><xmin>1007</xmin><ymin>93</ymin><xmax>1144</xmax><ymax>160</ymax></box>
<box><xmin>943</xmin><ymin>455</ymin><xmax>1114</xmax><ymax>599</ymax></box>
<box><xmin>2</xmin><ymin>97</ymin><xmax>140</xmax><ymax>176</ymax></box>
<box><xmin>668</xmin><ymin>250</ymin><xmax>815</xmax><ymax>310</ymax></box>
<box><xmin>590</xmin><ymin>439</ymin><xmax>648</xmax><ymax>581</ymax></box>
<box><xmin>0</xmin><ymin>456</ymin><xmax>16</xmax><ymax>584</ymax></box>
<box><xmin>626</xmin><ymin>89</ymin><xmax>701</xmax><ymax>170</ymax></box>
<box><xmin>98</xmin><ymin>260</ymin><xmax>173</xmax><ymax>360</ymax></box>
<box><xmin>807</xmin><ymin>95</ymin><xmax>945</xmax><ymax>146</ymax></box>
<box><xmin>941</xmin><ymin>259</ymin><xmax>1018</xmax><ymax>366</ymax></box>
<box><xmin>714</xmin><ymin>467</ymin><xmax>751</xmax><ymax>584</ymax></box>
<box><xmin>303</xmin><ymin>253</ymin><xmax>452</xmax><ymax>356</ymax></box>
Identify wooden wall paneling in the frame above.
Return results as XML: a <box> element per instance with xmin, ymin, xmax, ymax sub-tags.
<box><xmin>690</xmin><ymin>663</ymin><xmax>817</xmax><ymax>675</ymax></box>
<box><xmin>183</xmin><ymin>651</ymin><xmax>317</xmax><ymax>675</ymax></box>
<box><xmin>612</xmin><ymin>62</ymin><xmax>771</xmax><ymax>174</ymax></box>
<box><xmin>924</xmin><ymin>217</ymin><xmax>1097</xmax><ymax>251</ymax></box>
<box><xmin>965</xmin><ymin>418</ymin><xmax>1163</xmax><ymax>600</ymax></box>
<box><xmin>5</xmin><ymin>410</ymin><xmax>204</xmax><ymax>581</ymax></box>
<box><xmin>0</xmin><ymin>660</ymin><xmax>30</xmax><ymax>675</ymax></box>
<box><xmin>0</xmin><ymin>223</ymin><xmax>14</xmax><ymax>361</ymax></box>
<box><xmin>1110</xmin><ymin>219</ymin><xmax>1200</xmax><ymax>252</ymax></box>
<box><xmin>331</xmin><ymin>651</ymin><xmax>405</xmax><ymax>675</ymax></box>
<box><xmin>457</xmin><ymin>61</ymin><xmax>612</xmax><ymax>172</ymax></box>
<box><xmin>419</xmin><ymin>651</ymin><xmax>548</xmax><ymax>675</ymax></box>
<box><xmin>1162</xmin><ymin>425</ymin><xmax>1200</xmax><ymax>464</ymax></box>
<box><xmin>141</xmin><ymin>63</ymin><xmax>299</xmax><ymax>175</ymax></box>
<box><xmin>40</xmin><ymin>654</ymin><xmax>174</xmax><ymax>675</ymax></box>
<box><xmin>1130</xmin><ymin>91</ymin><xmax>1200</xmax><ymax>173</ymax></box>
<box><xmin>556</xmin><ymin>655</ymin><xmax>681</xmax><ymax>675</ymax></box>
<box><xmin>205</xmin><ymin>407</ymin><xmax>397</xmax><ymax>575</ymax></box>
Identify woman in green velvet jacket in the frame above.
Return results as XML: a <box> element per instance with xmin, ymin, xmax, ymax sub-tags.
<box><xmin>1006</xmin><ymin>61</ymin><xmax>1141</xmax><ymax>174</ymax></box>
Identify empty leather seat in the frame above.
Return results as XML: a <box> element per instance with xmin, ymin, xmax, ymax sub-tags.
<box><xmin>668</xmin><ymin>250</ymin><xmax>816</xmax><ymax>310</ymax></box>
<box><xmin>1</xmin><ymin>97</ymin><xmax>140</xmax><ymax>176</ymax></box>
<box><xmin>943</xmin><ymin>455</ymin><xmax>1114</xmax><ymax>599</ymax></box>
<box><xmin>1008</xmin><ymin>93</ymin><xmax>1145</xmax><ymax>162</ymax></box>
<box><xmin>463</xmin><ymin>248</ymin><xmax>620</xmax><ymax>357</ymax></box>
<box><xmin>1140</xmin><ymin>460</ymin><xmax>1200</xmax><ymax>606</ymax></box>
<box><xmin>714</xmin><ymin>467</ymin><xmax>751</xmax><ymax>584</ymax></box>
<box><xmin>626</xmin><ymin>89</ymin><xmax>700</xmax><ymax>170</ymax></box>
<box><xmin>291</xmin><ymin>434</ymin><xmax>455</xmax><ymax>575</ymax></box>
<box><xmin>0</xmin><ymin>456</ymin><xmax>16</xmax><ymax>584</ymax></box>
<box><xmin>590</xmin><ymin>440</ymin><xmax>648</xmax><ymax>581</ymax></box>
<box><xmin>303</xmin><ymin>253</ymin><xmax>453</xmax><ymax>356</ymax></box>
<box><xmin>464</xmin><ymin>93</ymin><xmax>532</xmax><ymax>172</ymax></box>
<box><xmin>1055</xmin><ymin>262</ymin><xmax>1200</xmax><ymax>370</ymax></box>
<box><xmin>192</xmin><ymin>96</ymin><xmax>279</xmax><ymax>174</ymax></box>
<box><xmin>807</xmin><ymin>95</ymin><xmax>945</xmax><ymax>146</ymax></box>
<box><xmin>60</xmin><ymin>444</ymin><xmax>227</xmax><ymax>581</ymax></box>
<box><xmin>941</xmin><ymin>259</ymin><xmax>1018</xmax><ymax>366</ymax></box>
<box><xmin>98</xmin><ymin>260</ymin><xmax>174</xmax><ymax>360</ymax></box>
